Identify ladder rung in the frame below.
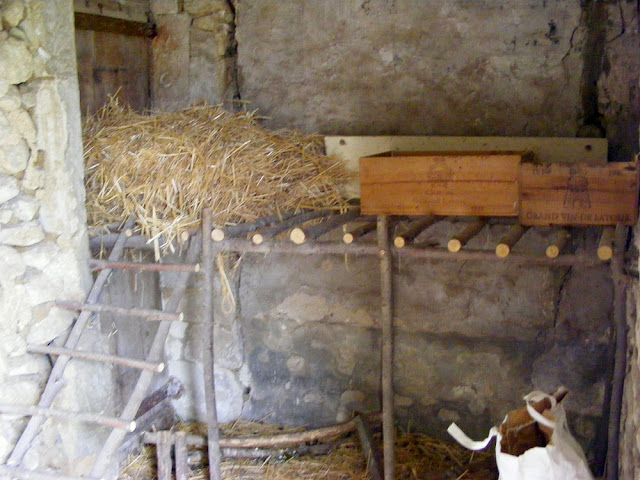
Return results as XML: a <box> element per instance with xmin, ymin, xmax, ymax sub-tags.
<box><xmin>0</xmin><ymin>404</ymin><xmax>136</xmax><ymax>431</ymax></box>
<box><xmin>0</xmin><ymin>466</ymin><xmax>103</xmax><ymax>480</ymax></box>
<box><xmin>27</xmin><ymin>345</ymin><xmax>165</xmax><ymax>372</ymax></box>
<box><xmin>55</xmin><ymin>300</ymin><xmax>184</xmax><ymax>322</ymax></box>
<box><xmin>89</xmin><ymin>259</ymin><xmax>200</xmax><ymax>273</ymax></box>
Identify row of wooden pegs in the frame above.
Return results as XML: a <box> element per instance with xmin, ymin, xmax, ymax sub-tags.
<box><xmin>210</xmin><ymin>210</ymin><xmax>616</xmax><ymax>261</ymax></box>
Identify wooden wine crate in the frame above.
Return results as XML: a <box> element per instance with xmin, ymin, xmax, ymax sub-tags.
<box><xmin>519</xmin><ymin>159</ymin><xmax>639</xmax><ymax>226</ymax></box>
<box><xmin>359</xmin><ymin>151</ymin><xmax>526</xmax><ymax>216</ymax></box>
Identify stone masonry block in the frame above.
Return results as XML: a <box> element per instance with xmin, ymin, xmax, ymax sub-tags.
<box><xmin>2</xmin><ymin>1</ymin><xmax>25</xmax><ymax>29</ymax></box>
<box><xmin>0</xmin><ymin>139</ymin><xmax>30</xmax><ymax>174</ymax></box>
<box><xmin>0</xmin><ymin>173</ymin><xmax>19</xmax><ymax>204</ymax></box>
<box><xmin>0</xmin><ymin>37</ymin><xmax>33</xmax><ymax>85</ymax></box>
<box><xmin>0</xmin><ymin>220</ymin><xmax>44</xmax><ymax>246</ymax></box>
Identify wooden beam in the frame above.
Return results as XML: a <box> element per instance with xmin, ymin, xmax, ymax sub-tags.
<box><xmin>74</xmin><ymin>12</ymin><xmax>155</xmax><ymax>38</ymax></box>
<box><xmin>202</xmin><ymin>209</ymin><xmax>223</xmax><ymax>480</ymax></box>
<box><xmin>377</xmin><ymin>216</ymin><xmax>395</xmax><ymax>480</ymax></box>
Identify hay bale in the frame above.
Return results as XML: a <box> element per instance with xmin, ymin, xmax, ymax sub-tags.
<box><xmin>84</xmin><ymin>99</ymin><xmax>351</xmax><ymax>251</ymax></box>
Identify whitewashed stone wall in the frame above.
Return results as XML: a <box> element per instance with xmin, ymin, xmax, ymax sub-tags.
<box><xmin>0</xmin><ymin>0</ymin><xmax>111</xmax><ymax>474</ymax></box>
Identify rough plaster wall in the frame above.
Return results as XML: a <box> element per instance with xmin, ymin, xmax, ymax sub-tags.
<box><xmin>598</xmin><ymin>1</ymin><xmax>640</xmax><ymax>162</ymax></box>
<box><xmin>0</xmin><ymin>0</ymin><xmax>114</xmax><ymax>474</ymax></box>
<box><xmin>236</xmin><ymin>0</ymin><xmax>587</xmax><ymax>136</ymax></box>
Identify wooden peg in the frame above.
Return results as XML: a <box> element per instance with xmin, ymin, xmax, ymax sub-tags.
<box><xmin>448</xmin><ymin>218</ymin><xmax>487</xmax><ymax>253</ymax></box>
<box><xmin>394</xmin><ymin>216</ymin><xmax>437</xmax><ymax>248</ymax></box>
<box><xmin>495</xmin><ymin>225</ymin><xmax>529</xmax><ymax>258</ymax></box>
<box><xmin>546</xmin><ymin>229</ymin><xmax>570</xmax><ymax>258</ymax></box>
<box><xmin>596</xmin><ymin>226</ymin><xmax>615</xmax><ymax>261</ymax></box>
<box><xmin>211</xmin><ymin>228</ymin><xmax>225</xmax><ymax>242</ymax></box>
<box><xmin>343</xmin><ymin>221</ymin><xmax>377</xmax><ymax>244</ymax></box>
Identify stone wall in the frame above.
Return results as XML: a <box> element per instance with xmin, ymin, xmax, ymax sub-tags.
<box><xmin>150</xmin><ymin>0</ymin><xmax>236</xmax><ymax>110</ymax></box>
<box><xmin>0</xmin><ymin>0</ymin><xmax>114</xmax><ymax>475</ymax></box>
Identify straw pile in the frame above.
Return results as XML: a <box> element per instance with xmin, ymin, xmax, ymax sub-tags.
<box><xmin>120</xmin><ymin>420</ymin><xmax>497</xmax><ymax>480</ymax></box>
<box><xmin>84</xmin><ymin>99</ymin><xmax>351</xmax><ymax>251</ymax></box>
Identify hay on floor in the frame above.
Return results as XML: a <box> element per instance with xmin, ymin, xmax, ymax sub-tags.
<box><xmin>120</xmin><ymin>420</ymin><xmax>497</xmax><ymax>480</ymax></box>
<box><xmin>84</xmin><ymin>99</ymin><xmax>351</xmax><ymax>252</ymax></box>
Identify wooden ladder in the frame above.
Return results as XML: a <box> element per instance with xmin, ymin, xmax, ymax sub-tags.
<box><xmin>0</xmin><ymin>216</ymin><xmax>204</xmax><ymax>480</ymax></box>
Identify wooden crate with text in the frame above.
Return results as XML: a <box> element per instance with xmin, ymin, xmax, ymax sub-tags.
<box><xmin>519</xmin><ymin>159</ymin><xmax>639</xmax><ymax>226</ymax></box>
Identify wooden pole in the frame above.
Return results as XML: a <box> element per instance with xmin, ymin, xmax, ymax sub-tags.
<box><xmin>495</xmin><ymin>224</ymin><xmax>529</xmax><ymax>258</ymax></box>
<box><xmin>447</xmin><ymin>218</ymin><xmax>487</xmax><ymax>252</ymax></box>
<box><xmin>55</xmin><ymin>300</ymin><xmax>184</xmax><ymax>322</ymax></box>
<box><xmin>26</xmin><ymin>345</ymin><xmax>164</xmax><ymax>372</ymax></box>
<box><xmin>143</xmin><ymin>412</ymin><xmax>381</xmax><ymax>449</ymax></box>
<box><xmin>377</xmin><ymin>215</ymin><xmax>395</xmax><ymax>480</ymax></box>
<box><xmin>394</xmin><ymin>216</ymin><xmax>437</xmax><ymax>248</ymax></box>
<box><xmin>605</xmin><ymin>225</ymin><xmax>629</xmax><ymax>480</ymax></box>
<box><xmin>545</xmin><ymin>228</ymin><xmax>570</xmax><ymax>259</ymax></box>
<box><xmin>597</xmin><ymin>226</ymin><xmax>616</xmax><ymax>261</ymax></box>
<box><xmin>0</xmin><ymin>404</ymin><xmax>136</xmax><ymax>431</ymax></box>
<box><xmin>89</xmin><ymin>259</ymin><xmax>200</xmax><ymax>273</ymax></box>
<box><xmin>7</xmin><ymin>215</ymin><xmax>137</xmax><ymax>467</ymax></box>
<box><xmin>202</xmin><ymin>209</ymin><xmax>223</xmax><ymax>480</ymax></box>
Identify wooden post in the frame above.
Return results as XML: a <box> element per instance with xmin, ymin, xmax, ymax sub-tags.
<box><xmin>174</xmin><ymin>431</ymin><xmax>189</xmax><ymax>480</ymax></box>
<box><xmin>545</xmin><ymin>228</ymin><xmax>570</xmax><ymax>259</ymax></box>
<box><xmin>447</xmin><ymin>218</ymin><xmax>487</xmax><ymax>253</ymax></box>
<box><xmin>377</xmin><ymin>215</ymin><xmax>395</xmax><ymax>480</ymax></box>
<box><xmin>605</xmin><ymin>225</ymin><xmax>629</xmax><ymax>480</ymax></box>
<box><xmin>495</xmin><ymin>224</ymin><xmax>529</xmax><ymax>258</ymax></box>
<box><xmin>202</xmin><ymin>209</ymin><xmax>223</xmax><ymax>480</ymax></box>
<box><xmin>157</xmin><ymin>431</ymin><xmax>173</xmax><ymax>480</ymax></box>
<box><xmin>394</xmin><ymin>216</ymin><xmax>437</xmax><ymax>248</ymax></box>
<box><xmin>597</xmin><ymin>226</ymin><xmax>615</xmax><ymax>261</ymax></box>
